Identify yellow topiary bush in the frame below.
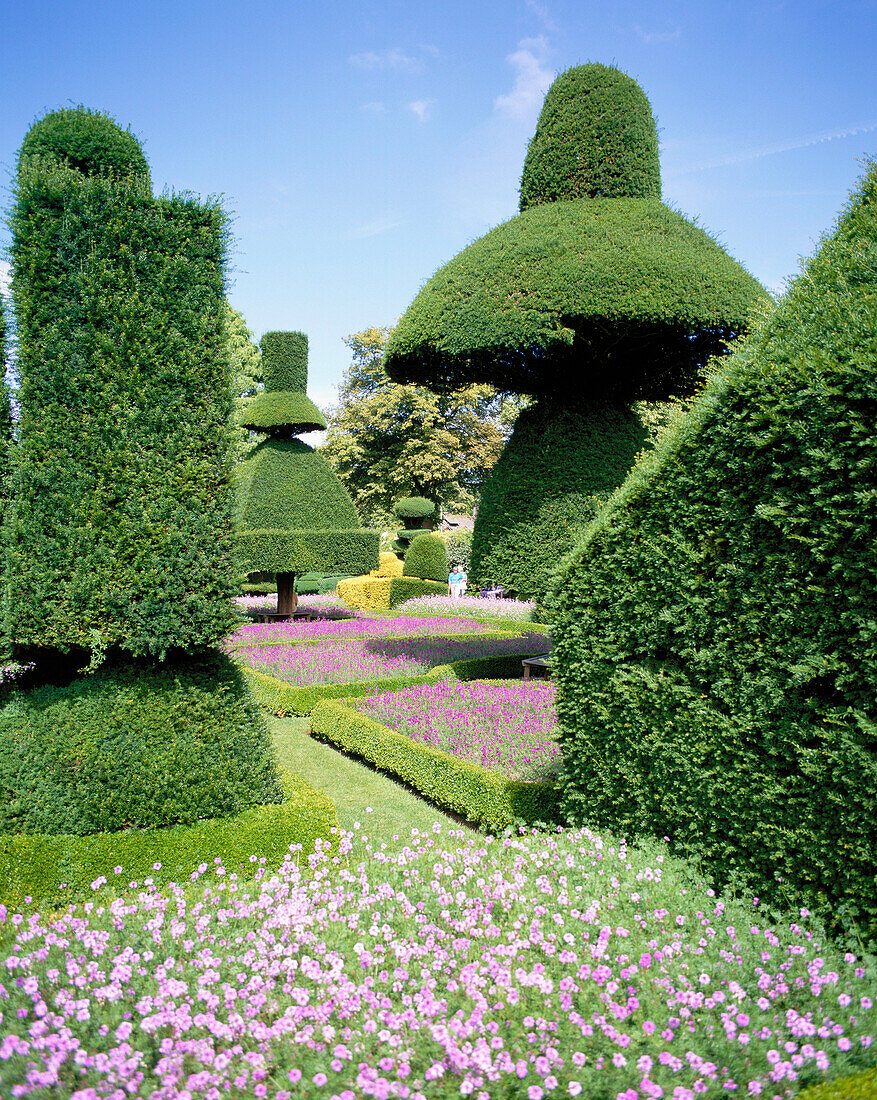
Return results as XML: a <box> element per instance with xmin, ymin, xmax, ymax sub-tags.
<box><xmin>370</xmin><ymin>552</ymin><xmax>404</xmax><ymax>578</ymax></box>
<box><xmin>336</xmin><ymin>576</ymin><xmax>392</xmax><ymax>610</ymax></box>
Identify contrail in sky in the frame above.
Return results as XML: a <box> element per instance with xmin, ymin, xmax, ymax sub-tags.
<box><xmin>668</xmin><ymin>119</ymin><xmax>877</xmax><ymax>175</ymax></box>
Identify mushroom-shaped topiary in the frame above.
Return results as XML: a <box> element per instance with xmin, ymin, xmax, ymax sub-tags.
<box><xmin>235</xmin><ymin>332</ymin><xmax>379</xmax><ymax>615</ymax></box>
<box><xmin>384</xmin><ymin>63</ymin><xmax>769</xmax><ymax>598</ymax></box>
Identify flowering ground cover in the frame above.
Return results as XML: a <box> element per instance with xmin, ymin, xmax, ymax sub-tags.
<box><xmin>234</xmin><ymin>594</ymin><xmax>352</xmax><ymax>618</ymax></box>
<box><xmin>234</xmin><ymin>632</ymin><xmax>552</xmax><ymax>688</ymax></box>
<box><xmin>396</xmin><ymin>593</ymin><xmax>538</xmax><ymax>622</ymax></box>
<box><xmin>229</xmin><ymin>614</ymin><xmax>494</xmax><ymax>649</ymax></box>
<box><xmin>1</xmin><ymin>825</ymin><xmax>874</xmax><ymax>1099</ymax></box>
<box><xmin>355</xmin><ymin>678</ymin><xmax>560</xmax><ymax>782</ymax></box>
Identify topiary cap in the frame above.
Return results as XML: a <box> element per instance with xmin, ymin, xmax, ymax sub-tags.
<box><xmin>17</xmin><ymin>106</ymin><xmax>151</xmax><ymax>188</ymax></box>
<box><xmin>384</xmin><ymin>64</ymin><xmax>768</xmax><ymax>400</ymax></box>
<box><xmin>238</xmin><ymin>330</ymin><xmax>327</xmax><ymax>433</ymax></box>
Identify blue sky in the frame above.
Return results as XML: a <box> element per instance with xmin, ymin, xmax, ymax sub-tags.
<box><xmin>2</xmin><ymin>0</ymin><xmax>876</xmax><ymax>410</ymax></box>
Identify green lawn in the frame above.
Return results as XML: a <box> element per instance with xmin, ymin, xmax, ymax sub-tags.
<box><xmin>269</xmin><ymin>714</ymin><xmax>466</xmax><ymax>844</ymax></box>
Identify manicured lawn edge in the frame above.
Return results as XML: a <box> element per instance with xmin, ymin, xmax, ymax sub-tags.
<box><xmin>0</xmin><ymin>768</ymin><xmax>337</xmax><ymax>910</ymax></box>
<box><xmin>228</xmin><ymin>627</ymin><xmax>533</xmax><ymax>652</ymax></box>
<box><xmin>309</xmin><ymin>695</ymin><xmax>561</xmax><ymax>830</ymax></box>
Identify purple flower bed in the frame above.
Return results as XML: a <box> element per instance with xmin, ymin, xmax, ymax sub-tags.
<box><xmin>229</xmin><ymin>614</ymin><xmax>494</xmax><ymax>648</ymax></box>
<box><xmin>355</xmin><ymin>679</ymin><xmax>559</xmax><ymax>782</ymax></box>
<box><xmin>396</xmin><ymin>593</ymin><xmax>538</xmax><ymax>622</ymax></box>
<box><xmin>234</xmin><ymin>632</ymin><xmax>552</xmax><ymax>688</ymax></box>
<box><xmin>1</xmin><ymin>826</ymin><xmax>874</xmax><ymax>1099</ymax></box>
<box><xmin>233</xmin><ymin>593</ymin><xmax>353</xmax><ymax>619</ymax></box>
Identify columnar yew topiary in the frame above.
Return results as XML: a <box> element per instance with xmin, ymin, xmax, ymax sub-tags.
<box><xmin>385</xmin><ymin>64</ymin><xmax>767</xmax><ymax>599</ymax></box>
<box><xmin>235</xmin><ymin>332</ymin><xmax>378</xmax><ymax>614</ymax></box>
<box><xmin>4</xmin><ymin>106</ymin><xmax>282</xmax><ymax>835</ymax></box>
<box><xmin>7</xmin><ymin>107</ymin><xmax>238</xmax><ymax>659</ymax></box>
<box><xmin>550</xmin><ymin>162</ymin><xmax>877</xmax><ymax>943</ymax></box>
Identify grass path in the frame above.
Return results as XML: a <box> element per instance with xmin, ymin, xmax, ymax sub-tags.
<box><xmin>270</xmin><ymin>715</ymin><xmax>467</xmax><ymax>844</ymax></box>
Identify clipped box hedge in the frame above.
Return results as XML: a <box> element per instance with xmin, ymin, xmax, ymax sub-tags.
<box><xmin>310</xmin><ymin>697</ymin><xmax>561</xmax><ymax>830</ymax></box>
<box><xmin>796</xmin><ymin>1070</ymin><xmax>877</xmax><ymax>1100</ymax></box>
<box><xmin>337</xmin><ymin>575</ymin><xmax>447</xmax><ymax>610</ymax></box>
<box><xmin>0</xmin><ymin>768</ymin><xmax>337</xmax><ymax>910</ymax></box>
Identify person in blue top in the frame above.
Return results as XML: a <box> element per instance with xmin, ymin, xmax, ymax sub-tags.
<box><xmin>448</xmin><ymin>564</ymin><xmax>467</xmax><ymax>598</ymax></box>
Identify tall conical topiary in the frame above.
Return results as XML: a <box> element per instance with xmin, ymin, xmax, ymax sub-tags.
<box><xmin>550</xmin><ymin>161</ymin><xmax>877</xmax><ymax>943</ymax></box>
<box><xmin>385</xmin><ymin>63</ymin><xmax>768</xmax><ymax>599</ymax></box>
<box><xmin>235</xmin><ymin>332</ymin><xmax>379</xmax><ymax>614</ymax></box>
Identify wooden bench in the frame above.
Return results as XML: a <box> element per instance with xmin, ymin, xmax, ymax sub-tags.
<box><xmin>522</xmin><ymin>655</ymin><xmax>552</xmax><ymax>680</ymax></box>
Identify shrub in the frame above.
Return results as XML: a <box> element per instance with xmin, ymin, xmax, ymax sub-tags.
<box><xmin>471</xmin><ymin>399</ymin><xmax>647</xmax><ymax>598</ymax></box>
<box><xmin>519</xmin><ymin>63</ymin><xmax>660</xmax><ymax>211</ymax></box>
<box><xmin>393</xmin><ymin>497</ymin><xmax>436</xmax><ymax>521</ymax></box>
<box><xmin>796</xmin><ymin>1070</ymin><xmax>877</xmax><ymax>1100</ymax></box>
<box><xmin>16</xmin><ymin>105</ymin><xmax>151</xmax><ymax>185</ymax></box>
<box><xmin>550</xmin><ymin>161</ymin><xmax>877</xmax><ymax>944</ymax></box>
<box><xmin>336</xmin><ymin>575</ymin><xmax>446</xmax><ymax>610</ymax></box>
<box><xmin>373</xmin><ymin>551</ymin><xmax>404</xmax><ymax>577</ymax></box>
<box><xmin>442</xmin><ymin>529</ymin><xmax>473</xmax><ymax>573</ymax></box>
<box><xmin>0</xmin><ymin>651</ymin><xmax>282</xmax><ymax>836</ymax></box>
<box><xmin>8</xmin><ymin>108</ymin><xmax>237</xmax><ymax>658</ymax></box>
<box><xmin>0</xmin><ymin>768</ymin><xmax>337</xmax><ymax>910</ymax></box>
<box><xmin>403</xmin><ymin>532</ymin><xmax>448</xmax><ymax>582</ymax></box>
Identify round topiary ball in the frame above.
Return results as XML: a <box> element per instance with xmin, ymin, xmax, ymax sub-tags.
<box><xmin>393</xmin><ymin>497</ymin><xmax>436</xmax><ymax>522</ymax></box>
<box><xmin>402</xmin><ymin>533</ymin><xmax>448</xmax><ymax>583</ymax></box>
<box><xmin>0</xmin><ymin>651</ymin><xmax>282</xmax><ymax>837</ymax></box>
<box><xmin>18</xmin><ymin>106</ymin><xmax>151</xmax><ymax>186</ymax></box>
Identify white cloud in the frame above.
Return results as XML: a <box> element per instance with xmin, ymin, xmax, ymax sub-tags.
<box><xmin>525</xmin><ymin>0</ymin><xmax>558</xmax><ymax>32</ymax></box>
<box><xmin>632</xmin><ymin>24</ymin><xmax>682</xmax><ymax>44</ymax></box>
<box><xmin>494</xmin><ymin>36</ymin><xmax>553</xmax><ymax>123</ymax></box>
<box><xmin>0</xmin><ymin>261</ymin><xmax>10</xmax><ymax>299</ymax></box>
<box><xmin>408</xmin><ymin>99</ymin><xmax>434</xmax><ymax>123</ymax></box>
<box><xmin>668</xmin><ymin>118</ymin><xmax>877</xmax><ymax>176</ymax></box>
<box><xmin>349</xmin><ymin>47</ymin><xmax>422</xmax><ymax>73</ymax></box>
<box><xmin>348</xmin><ymin>214</ymin><xmax>405</xmax><ymax>240</ymax></box>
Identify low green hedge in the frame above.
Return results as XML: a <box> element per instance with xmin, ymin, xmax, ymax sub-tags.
<box><xmin>310</xmin><ymin>697</ymin><xmax>561</xmax><ymax>830</ymax></box>
<box><xmin>796</xmin><ymin>1069</ymin><xmax>877</xmax><ymax>1099</ymax></box>
<box><xmin>389</xmin><ymin>577</ymin><xmax>447</xmax><ymax>606</ymax></box>
<box><xmin>0</xmin><ymin>768</ymin><xmax>338</xmax><ymax>910</ymax></box>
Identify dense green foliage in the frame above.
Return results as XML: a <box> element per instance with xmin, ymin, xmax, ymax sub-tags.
<box><xmin>225</xmin><ymin>304</ymin><xmax>264</xmax><ymax>460</ymax></box>
<box><xmin>294</xmin><ymin>573</ymin><xmax>355</xmax><ymax>595</ymax></box>
<box><xmin>236</xmin><ymin>334</ymin><xmax>377</xmax><ymax>585</ymax></box>
<box><xmin>550</xmin><ymin>163</ymin><xmax>877</xmax><ymax>943</ymax></box>
<box><xmin>0</xmin><ymin>651</ymin><xmax>282</xmax><ymax>836</ymax></box>
<box><xmin>311</xmin><ymin>697</ymin><xmax>561</xmax><ymax>829</ymax></box>
<box><xmin>17</xmin><ymin>106</ymin><xmax>151</xmax><ymax>185</ymax></box>
<box><xmin>394</xmin><ymin>496</ymin><xmax>436</xmax><ymax>520</ymax></box>
<box><xmin>238</xmin><ymin>390</ymin><xmax>326</xmax><ymax>433</ymax></box>
<box><xmin>7</xmin><ymin>118</ymin><xmax>238</xmax><ymax>658</ymax></box>
<box><xmin>472</xmin><ymin>399</ymin><xmax>647</xmax><ymax>598</ymax></box>
<box><xmin>385</xmin><ymin>197</ymin><xmax>765</xmax><ymax>397</ymax></box>
<box><xmin>0</xmin><ymin>293</ymin><xmax>12</xmax><ymax>453</ymax></box>
<box><xmin>260</xmin><ymin>330</ymin><xmax>308</xmax><ymax>392</ymax></box>
<box><xmin>0</xmin><ymin>769</ymin><xmax>337</xmax><ymax>910</ymax></box>
<box><xmin>322</xmin><ymin>329</ymin><xmax>507</xmax><ymax>524</ymax></box>
<box><xmin>519</xmin><ymin>63</ymin><xmax>661</xmax><ymax>211</ymax></box>
<box><xmin>403</xmin><ymin>532</ymin><xmax>448</xmax><ymax>582</ymax></box>
<box><xmin>797</xmin><ymin>1069</ymin><xmax>877</xmax><ymax>1100</ymax></box>
<box><xmin>443</xmin><ymin>530</ymin><xmax>473</xmax><ymax>573</ymax></box>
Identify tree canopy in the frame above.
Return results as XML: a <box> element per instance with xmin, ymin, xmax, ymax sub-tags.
<box><xmin>320</xmin><ymin>327</ymin><xmax>510</xmax><ymax>525</ymax></box>
<box><xmin>225</xmin><ymin>304</ymin><xmax>263</xmax><ymax>460</ymax></box>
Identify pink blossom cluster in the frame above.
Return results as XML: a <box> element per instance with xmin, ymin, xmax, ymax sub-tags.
<box><xmin>356</xmin><ymin>678</ymin><xmax>559</xmax><ymax>782</ymax></box>
<box><xmin>396</xmin><ymin>594</ymin><xmax>538</xmax><ymax>622</ymax></box>
<box><xmin>233</xmin><ymin>594</ymin><xmax>353</xmax><ymax>618</ymax></box>
<box><xmin>233</xmin><ymin>632</ymin><xmax>552</xmax><ymax>688</ymax></box>
<box><xmin>1</xmin><ymin>826</ymin><xmax>873</xmax><ymax>1099</ymax></box>
<box><xmin>229</xmin><ymin>614</ymin><xmax>494</xmax><ymax>648</ymax></box>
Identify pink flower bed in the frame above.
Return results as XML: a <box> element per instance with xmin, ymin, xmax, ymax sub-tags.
<box><xmin>356</xmin><ymin>678</ymin><xmax>559</xmax><ymax>782</ymax></box>
<box><xmin>234</xmin><ymin>633</ymin><xmax>551</xmax><ymax>688</ymax></box>
<box><xmin>229</xmin><ymin>614</ymin><xmax>493</xmax><ymax>648</ymax></box>
<box><xmin>1</xmin><ymin>826</ymin><xmax>873</xmax><ymax>1099</ymax></box>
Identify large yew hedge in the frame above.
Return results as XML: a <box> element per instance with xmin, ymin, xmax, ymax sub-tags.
<box><xmin>7</xmin><ymin>110</ymin><xmax>237</xmax><ymax>659</ymax></box>
<box><xmin>550</xmin><ymin>163</ymin><xmax>877</xmax><ymax>943</ymax></box>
